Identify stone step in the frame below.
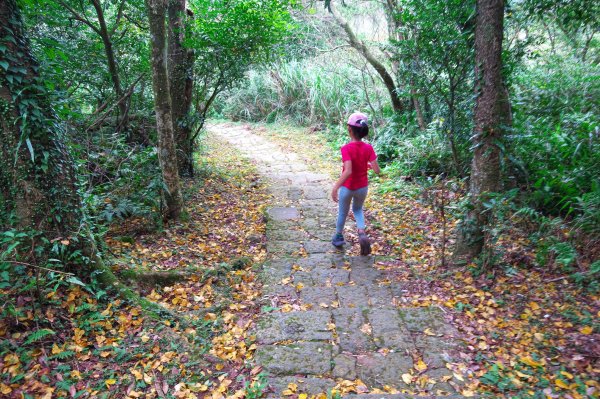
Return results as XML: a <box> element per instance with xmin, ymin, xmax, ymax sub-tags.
<box><xmin>262</xmin><ymin>372</ymin><xmax>470</xmax><ymax>398</ymax></box>
<box><xmin>254</xmin><ymin>307</ymin><xmax>461</xmax><ymax>388</ymax></box>
<box><xmin>262</xmin><ymin>376</ymin><xmax>468</xmax><ymax>398</ymax></box>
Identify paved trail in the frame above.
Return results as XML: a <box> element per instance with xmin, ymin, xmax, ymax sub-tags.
<box><xmin>209</xmin><ymin>124</ymin><xmax>466</xmax><ymax>398</ymax></box>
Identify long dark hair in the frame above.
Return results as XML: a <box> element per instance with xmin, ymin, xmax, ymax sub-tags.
<box><xmin>349</xmin><ymin>121</ymin><xmax>369</xmax><ymax>139</ymax></box>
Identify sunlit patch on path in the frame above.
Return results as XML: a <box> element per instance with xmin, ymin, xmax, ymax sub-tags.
<box><xmin>208</xmin><ymin>123</ymin><xmax>471</xmax><ymax>398</ymax></box>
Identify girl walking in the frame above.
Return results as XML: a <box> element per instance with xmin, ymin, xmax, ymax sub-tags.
<box><xmin>331</xmin><ymin>112</ymin><xmax>380</xmax><ymax>255</ymax></box>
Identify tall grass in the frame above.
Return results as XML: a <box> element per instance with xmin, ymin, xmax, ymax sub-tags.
<box><xmin>216</xmin><ymin>55</ymin><xmax>390</xmax><ymax>126</ymax></box>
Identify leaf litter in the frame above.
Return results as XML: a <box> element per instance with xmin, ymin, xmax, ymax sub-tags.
<box><xmin>1</xmin><ymin>134</ymin><xmax>272</xmax><ymax>398</ymax></box>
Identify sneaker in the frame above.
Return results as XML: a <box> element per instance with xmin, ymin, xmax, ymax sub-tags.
<box><xmin>331</xmin><ymin>233</ymin><xmax>346</xmax><ymax>247</ymax></box>
<box><xmin>358</xmin><ymin>232</ymin><xmax>371</xmax><ymax>256</ymax></box>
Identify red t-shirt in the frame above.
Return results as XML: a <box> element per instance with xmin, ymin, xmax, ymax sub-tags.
<box><xmin>340</xmin><ymin>141</ymin><xmax>377</xmax><ymax>190</ymax></box>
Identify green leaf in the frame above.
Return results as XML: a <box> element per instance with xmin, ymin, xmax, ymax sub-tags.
<box><xmin>24</xmin><ymin>328</ymin><xmax>55</xmax><ymax>345</ymax></box>
<box><xmin>25</xmin><ymin>138</ymin><xmax>34</xmax><ymax>162</ymax></box>
<box><xmin>0</xmin><ymin>60</ymin><xmax>8</xmax><ymax>70</ymax></box>
<box><xmin>66</xmin><ymin>276</ymin><xmax>86</xmax><ymax>287</ymax></box>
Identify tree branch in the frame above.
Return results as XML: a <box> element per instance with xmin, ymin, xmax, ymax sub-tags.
<box><xmin>329</xmin><ymin>1</ymin><xmax>404</xmax><ymax>113</ymax></box>
<box><xmin>57</xmin><ymin>0</ymin><xmax>100</xmax><ymax>34</ymax></box>
<box><xmin>109</xmin><ymin>0</ymin><xmax>127</xmax><ymax>38</ymax></box>
<box><xmin>86</xmin><ymin>74</ymin><xmax>144</xmax><ymax>131</ymax></box>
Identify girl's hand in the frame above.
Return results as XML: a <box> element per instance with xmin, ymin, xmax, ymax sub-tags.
<box><xmin>331</xmin><ymin>187</ymin><xmax>339</xmax><ymax>202</ymax></box>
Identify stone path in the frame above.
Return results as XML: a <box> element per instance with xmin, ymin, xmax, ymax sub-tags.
<box><xmin>208</xmin><ymin>124</ymin><xmax>467</xmax><ymax>398</ymax></box>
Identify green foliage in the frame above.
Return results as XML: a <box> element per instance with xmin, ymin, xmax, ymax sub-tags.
<box><xmin>24</xmin><ymin>0</ymin><xmax>150</xmax><ymax>119</ymax></box>
<box><xmin>244</xmin><ymin>373</ymin><xmax>268</xmax><ymax>399</ymax></box>
<box><xmin>72</xmin><ymin>133</ymin><xmax>163</xmax><ymax>226</ymax></box>
<box><xmin>188</xmin><ymin>0</ymin><xmax>296</xmax><ymax>125</ymax></box>
<box><xmin>373</xmin><ymin>116</ymin><xmax>457</xmax><ymax>176</ymax></box>
<box><xmin>218</xmin><ymin>56</ymin><xmax>389</xmax><ymax>125</ymax></box>
<box><xmin>522</xmin><ymin>0</ymin><xmax>599</xmax><ymax>60</ymax></box>
<box><xmin>23</xmin><ymin>329</ymin><xmax>55</xmax><ymax>345</ymax></box>
<box><xmin>509</xmin><ymin>56</ymin><xmax>600</xmax><ymax>217</ymax></box>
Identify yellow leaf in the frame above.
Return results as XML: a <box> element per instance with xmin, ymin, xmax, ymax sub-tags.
<box><xmin>298</xmin><ymin>394</ymin><xmax>308</xmax><ymax>399</ymax></box>
<box><xmin>560</xmin><ymin>371</ymin><xmax>573</xmax><ymax>379</ymax></box>
<box><xmin>51</xmin><ymin>343</ymin><xmax>61</xmax><ymax>355</ymax></box>
<box><xmin>143</xmin><ymin>373</ymin><xmax>153</xmax><ymax>384</ymax></box>
<box><xmin>520</xmin><ymin>356</ymin><xmax>545</xmax><ymax>368</ymax></box>
<box><xmin>131</xmin><ymin>369</ymin><xmax>143</xmax><ymax>381</ymax></box>
<box><xmin>580</xmin><ymin>326</ymin><xmax>593</xmax><ymax>335</ymax></box>
<box><xmin>478</xmin><ymin>341</ymin><xmax>488</xmax><ymax>350</ymax></box>
<box><xmin>204</xmin><ymin>313</ymin><xmax>217</xmax><ymax>320</ymax></box>
<box><xmin>414</xmin><ymin>359</ymin><xmax>427</xmax><ymax>372</ymax></box>
<box><xmin>423</xmin><ymin>328</ymin><xmax>436</xmax><ymax>336</ymax></box>
<box><xmin>105</xmin><ymin>379</ymin><xmax>116</xmax><ymax>388</ymax></box>
<box><xmin>534</xmin><ymin>333</ymin><xmax>544</xmax><ymax>342</ymax></box>
<box><xmin>461</xmin><ymin>389</ymin><xmax>476</xmax><ymax>397</ymax></box>
<box><xmin>285</xmin><ymin>383</ymin><xmax>298</xmax><ymax>393</ymax></box>
<box><xmin>282</xmin><ymin>389</ymin><xmax>294</xmax><ymax>396</ymax></box>
<box><xmin>529</xmin><ymin>302</ymin><xmax>540</xmax><ymax>311</ymax></box>
<box><xmin>555</xmin><ymin>379</ymin><xmax>569</xmax><ymax>389</ymax></box>
<box><xmin>401</xmin><ymin>373</ymin><xmax>413</xmax><ymax>384</ymax></box>
<box><xmin>1</xmin><ymin>383</ymin><xmax>12</xmax><ymax>395</ymax></box>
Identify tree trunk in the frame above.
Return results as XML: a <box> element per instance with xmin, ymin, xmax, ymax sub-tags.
<box><xmin>383</xmin><ymin>0</ymin><xmax>424</xmax><ymax>127</ymax></box>
<box><xmin>453</xmin><ymin>0</ymin><xmax>508</xmax><ymax>264</ymax></box>
<box><xmin>411</xmin><ymin>84</ymin><xmax>426</xmax><ymax>130</ymax></box>
<box><xmin>329</xmin><ymin>2</ymin><xmax>404</xmax><ymax>113</ymax></box>
<box><xmin>0</xmin><ymin>0</ymin><xmax>84</xmax><ymax>241</ymax></box>
<box><xmin>168</xmin><ymin>0</ymin><xmax>195</xmax><ymax>177</ymax></box>
<box><xmin>90</xmin><ymin>0</ymin><xmax>128</xmax><ymax>130</ymax></box>
<box><xmin>146</xmin><ymin>0</ymin><xmax>184</xmax><ymax>219</ymax></box>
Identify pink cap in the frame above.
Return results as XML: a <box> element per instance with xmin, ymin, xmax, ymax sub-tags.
<box><xmin>347</xmin><ymin>112</ymin><xmax>368</xmax><ymax>127</ymax></box>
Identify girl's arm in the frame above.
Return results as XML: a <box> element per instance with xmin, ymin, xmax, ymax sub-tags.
<box><xmin>369</xmin><ymin>159</ymin><xmax>381</xmax><ymax>175</ymax></box>
<box><xmin>331</xmin><ymin>160</ymin><xmax>352</xmax><ymax>202</ymax></box>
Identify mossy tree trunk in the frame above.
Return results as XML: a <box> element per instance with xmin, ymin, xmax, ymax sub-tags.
<box><xmin>0</xmin><ymin>0</ymin><xmax>191</xmax><ymax>320</ymax></box>
<box><xmin>0</xmin><ymin>0</ymin><xmax>84</xmax><ymax>242</ymax></box>
<box><xmin>453</xmin><ymin>0</ymin><xmax>509</xmax><ymax>265</ymax></box>
<box><xmin>146</xmin><ymin>0</ymin><xmax>184</xmax><ymax>219</ymax></box>
<box><xmin>168</xmin><ymin>0</ymin><xmax>195</xmax><ymax>177</ymax></box>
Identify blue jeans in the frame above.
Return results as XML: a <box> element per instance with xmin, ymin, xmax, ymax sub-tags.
<box><xmin>336</xmin><ymin>186</ymin><xmax>368</xmax><ymax>234</ymax></box>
